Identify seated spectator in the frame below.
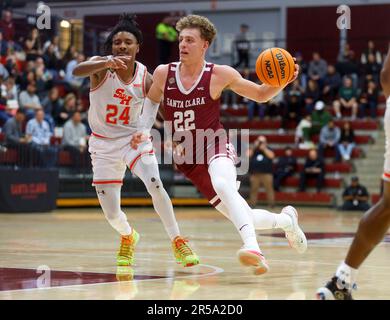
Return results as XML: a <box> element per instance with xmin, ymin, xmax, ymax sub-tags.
<box><xmin>337</xmin><ymin>121</ymin><xmax>355</xmax><ymax>162</ymax></box>
<box><xmin>55</xmin><ymin>93</ymin><xmax>77</xmax><ymax>127</ymax></box>
<box><xmin>308</xmin><ymin>52</ymin><xmax>327</xmax><ymax>87</ymax></box>
<box><xmin>336</xmin><ymin>50</ymin><xmax>360</xmax><ymax>88</ymax></box>
<box><xmin>266</xmin><ymin>90</ymin><xmax>285</xmax><ymax>119</ymax></box>
<box><xmin>0</xmin><ymin>30</ymin><xmax>8</xmax><ymax>56</ymax></box>
<box><xmin>62</xmin><ymin>111</ymin><xmax>90</xmax><ymax>172</ymax></box>
<box><xmin>361</xmin><ymin>53</ymin><xmax>381</xmax><ymax>86</ymax></box>
<box><xmin>35</xmin><ymin>57</ymin><xmax>53</xmax><ymax>98</ymax></box>
<box><xmin>303</xmin><ymin>79</ymin><xmax>320</xmax><ymax>114</ymax></box>
<box><xmin>0</xmin><ymin>9</ymin><xmax>15</xmax><ymax>42</ymax></box>
<box><xmin>43</xmin><ymin>43</ymin><xmax>61</xmax><ymax>77</ymax></box>
<box><xmin>247</xmin><ymin>135</ymin><xmax>275</xmax><ymax>208</ymax></box>
<box><xmin>359</xmin><ymin>80</ymin><xmax>379</xmax><ymax>119</ymax></box>
<box><xmin>24</xmin><ymin>27</ymin><xmax>42</xmax><ymax>62</ymax></box>
<box><xmin>310</xmin><ymin>100</ymin><xmax>332</xmax><ymax>137</ymax></box>
<box><xmin>298</xmin><ymin>148</ymin><xmax>325</xmax><ymax>193</ymax></box>
<box><xmin>273</xmin><ymin>146</ymin><xmax>297</xmax><ymax>191</ymax></box>
<box><xmin>42</xmin><ymin>86</ymin><xmax>63</xmax><ymax>131</ymax></box>
<box><xmin>337</xmin><ymin>42</ymin><xmax>351</xmax><ymax>63</ymax></box>
<box><xmin>26</xmin><ymin>109</ymin><xmax>57</xmax><ymax>168</ymax></box>
<box><xmin>318</xmin><ymin>119</ymin><xmax>341</xmax><ymax>161</ymax></box>
<box><xmin>322</xmin><ymin>65</ymin><xmax>341</xmax><ymax>103</ymax></box>
<box><xmin>221</xmin><ymin>89</ymin><xmax>239</xmax><ymax>110</ymax></box>
<box><xmin>0</xmin><ymin>61</ymin><xmax>9</xmax><ymax>79</ymax></box>
<box><xmin>340</xmin><ymin>176</ymin><xmax>370</xmax><ymax>211</ymax></box>
<box><xmin>295</xmin><ymin>114</ymin><xmax>315</xmax><ymax>149</ymax></box>
<box><xmin>19</xmin><ymin>82</ymin><xmax>42</xmax><ymax>119</ymax></box>
<box><xmin>3</xmin><ymin>108</ymin><xmax>33</xmax><ymax>167</ymax></box>
<box><xmin>4</xmin><ymin>76</ymin><xmax>18</xmax><ymax>102</ymax></box>
<box><xmin>43</xmin><ymin>35</ymin><xmax>61</xmax><ymax>60</ymax></box>
<box><xmin>360</xmin><ymin>40</ymin><xmax>382</xmax><ymax>65</ymax></box>
<box><xmin>0</xmin><ymin>75</ymin><xmax>12</xmax><ymax>125</ymax></box>
<box><xmin>65</xmin><ymin>52</ymin><xmax>85</xmax><ymax>90</ymax></box>
<box><xmin>247</xmin><ymin>99</ymin><xmax>267</xmax><ymax>120</ymax></box>
<box><xmin>333</xmin><ymin>76</ymin><xmax>359</xmax><ymax>119</ymax></box>
<box><xmin>281</xmin><ymin>89</ymin><xmax>303</xmax><ymax>131</ymax></box>
<box><xmin>294</xmin><ymin>52</ymin><xmax>308</xmax><ymax>89</ymax></box>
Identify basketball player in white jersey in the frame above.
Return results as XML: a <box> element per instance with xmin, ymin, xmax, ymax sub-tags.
<box><xmin>131</xmin><ymin>15</ymin><xmax>307</xmax><ymax>275</ymax></box>
<box><xmin>317</xmin><ymin>44</ymin><xmax>390</xmax><ymax>299</ymax></box>
<box><xmin>72</xmin><ymin>14</ymin><xmax>199</xmax><ymax>268</ymax></box>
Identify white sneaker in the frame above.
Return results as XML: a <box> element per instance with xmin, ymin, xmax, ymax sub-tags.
<box><xmin>237</xmin><ymin>248</ymin><xmax>269</xmax><ymax>275</ymax></box>
<box><xmin>281</xmin><ymin>206</ymin><xmax>307</xmax><ymax>254</ymax></box>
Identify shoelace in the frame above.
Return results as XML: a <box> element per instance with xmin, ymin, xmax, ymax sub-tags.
<box><xmin>119</xmin><ymin>238</ymin><xmax>134</xmax><ymax>258</ymax></box>
<box><xmin>175</xmin><ymin>238</ymin><xmax>194</xmax><ymax>257</ymax></box>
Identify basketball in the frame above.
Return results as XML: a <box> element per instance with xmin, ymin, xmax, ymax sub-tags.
<box><xmin>255</xmin><ymin>47</ymin><xmax>295</xmax><ymax>87</ymax></box>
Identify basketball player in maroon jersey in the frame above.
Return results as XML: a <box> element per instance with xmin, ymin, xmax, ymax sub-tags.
<box><xmin>317</xmin><ymin>44</ymin><xmax>390</xmax><ymax>299</ymax></box>
<box><xmin>132</xmin><ymin>15</ymin><xmax>307</xmax><ymax>275</ymax></box>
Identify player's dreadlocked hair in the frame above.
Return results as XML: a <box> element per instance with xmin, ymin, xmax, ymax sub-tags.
<box><xmin>103</xmin><ymin>13</ymin><xmax>143</xmax><ymax>54</ymax></box>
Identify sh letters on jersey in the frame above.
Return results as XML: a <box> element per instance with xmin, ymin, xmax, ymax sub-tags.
<box><xmin>0</xmin><ymin>169</ymin><xmax>59</xmax><ymax>212</ymax></box>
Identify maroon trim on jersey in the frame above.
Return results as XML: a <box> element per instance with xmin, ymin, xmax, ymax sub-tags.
<box><xmin>90</xmin><ymin>70</ymin><xmax>109</xmax><ymax>92</ymax></box>
<box><xmin>117</xmin><ymin>61</ymin><xmax>139</xmax><ymax>86</ymax></box>
<box><xmin>211</xmin><ymin>198</ymin><xmax>221</xmax><ymax>207</ymax></box>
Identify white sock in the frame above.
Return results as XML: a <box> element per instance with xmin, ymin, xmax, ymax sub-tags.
<box><xmin>335</xmin><ymin>261</ymin><xmax>358</xmax><ymax>290</ymax></box>
<box><xmin>132</xmin><ymin>155</ymin><xmax>180</xmax><ymax>241</ymax></box>
<box><xmin>209</xmin><ymin>157</ymin><xmax>260</xmax><ymax>252</ymax></box>
<box><xmin>216</xmin><ymin>202</ymin><xmax>291</xmax><ymax>231</ymax></box>
<box><xmin>96</xmin><ymin>185</ymin><xmax>132</xmax><ymax>236</ymax></box>
<box><xmin>252</xmin><ymin>209</ymin><xmax>292</xmax><ymax>230</ymax></box>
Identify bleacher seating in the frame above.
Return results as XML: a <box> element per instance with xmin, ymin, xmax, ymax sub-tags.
<box><xmin>218</xmin><ymin>105</ymin><xmax>384</xmax><ymax>207</ymax></box>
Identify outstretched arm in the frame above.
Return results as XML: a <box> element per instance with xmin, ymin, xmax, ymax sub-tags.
<box><xmin>72</xmin><ymin>55</ymin><xmax>131</xmax><ymax>78</ymax></box>
<box><xmin>215</xmin><ymin>62</ymin><xmax>299</xmax><ymax>103</ymax></box>
<box><xmin>380</xmin><ymin>43</ymin><xmax>390</xmax><ymax>98</ymax></box>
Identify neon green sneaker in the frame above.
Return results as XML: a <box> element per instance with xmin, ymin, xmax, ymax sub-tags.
<box><xmin>117</xmin><ymin>229</ymin><xmax>140</xmax><ymax>266</ymax></box>
<box><xmin>172</xmin><ymin>236</ymin><xmax>200</xmax><ymax>267</ymax></box>
<box><xmin>116</xmin><ymin>266</ymin><xmax>134</xmax><ymax>281</ymax></box>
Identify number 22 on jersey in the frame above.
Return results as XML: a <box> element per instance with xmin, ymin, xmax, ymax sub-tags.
<box><xmin>106</xmin><ymin>104</ymin><xmax>130</xmax><ymax>125</ymax></box>
<box><xmin>174</xmin><ymin>110</ymin><xmax>195</xmax><ymax>131</ymax></box>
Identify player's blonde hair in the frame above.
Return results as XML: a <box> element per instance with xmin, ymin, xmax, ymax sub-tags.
<box><xmin>176</xmin><ymin>15</ymin><xmax>217</xmax><ymax>45</ymax></box>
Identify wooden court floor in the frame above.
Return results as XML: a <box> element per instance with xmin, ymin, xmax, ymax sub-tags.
<box><xmin>0</xmin><ymin>206</ymin><xmax>389</xmax><ymax>300</ymax></box>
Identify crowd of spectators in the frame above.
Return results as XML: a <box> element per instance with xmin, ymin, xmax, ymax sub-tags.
<box><xmin>0</xmin><ymin>9</ymin><xmax>89</xmax><ymax>170</ymax></box>
<box><xmin>245</xmin><ymin>41</ymin><xmax>386</xmax><ymax>208</ymax></box>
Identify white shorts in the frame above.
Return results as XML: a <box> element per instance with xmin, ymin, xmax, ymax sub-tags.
<box><xmin>88</xmin><ymin>134</ymin><xmax>154</xmax><ymax>186</ymax></box>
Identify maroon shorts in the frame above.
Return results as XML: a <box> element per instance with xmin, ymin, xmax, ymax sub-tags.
<box><xmin>176</xmin><ymin>141</ymin><xmax>238</xmax><ymax>207</ymax></box>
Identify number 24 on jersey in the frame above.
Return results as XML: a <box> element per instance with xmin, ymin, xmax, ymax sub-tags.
<box><xmin>105</xmin><ymin>104</ymin><xmax>130</xmax><ymax>125</ymax></box>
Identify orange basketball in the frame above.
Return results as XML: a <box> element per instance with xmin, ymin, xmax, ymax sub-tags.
<box><xmin>255</xmin><ymin>47</ymin><xmax>295</xmax><ymax>87</ymax></box>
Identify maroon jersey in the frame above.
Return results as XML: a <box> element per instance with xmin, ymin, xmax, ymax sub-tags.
<box><xmin>162</xmin><ymin>62</ymin><xmax>237</xmax><ymax>205</ymax></box>
<box><xmin>162</xmin><ymin>61</ymin><xmax>230</xmax><ymax>164</ymax></box>
<box><xmin>163</xmin><ymin>62</ymin><xmax>223</xmax><ymax>132</ymax></box>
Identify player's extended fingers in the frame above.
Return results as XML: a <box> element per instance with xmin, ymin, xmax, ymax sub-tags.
<box><xmin>112</xmin><ymin>58</ymin><xmax>128</xmax><ymax>69</ymax></box>
<box><xmin>117</xmin><ymin>56</ymin><xmax>132</xmax><ymax>63</ymax></box>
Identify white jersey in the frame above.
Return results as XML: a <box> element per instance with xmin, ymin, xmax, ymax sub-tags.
<box><xmin>88</xmin><ymin>60</ymin><xmax>147</xmax><ymax>139</ymax></box>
